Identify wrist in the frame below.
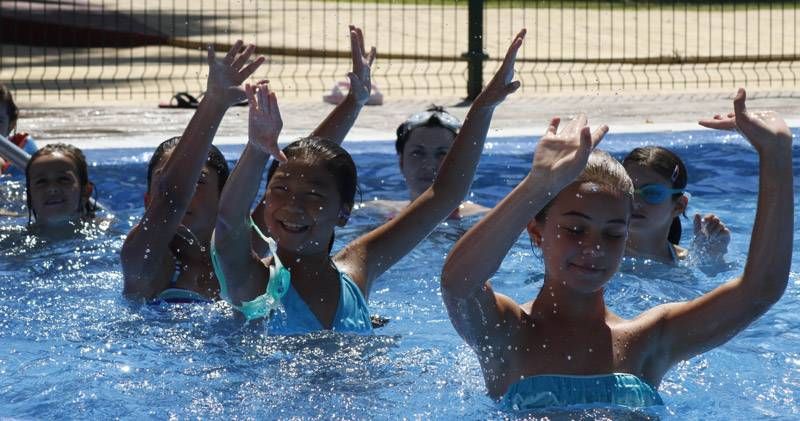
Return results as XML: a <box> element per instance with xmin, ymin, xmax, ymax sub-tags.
<box><xmin>345</xmin><ymin>91</ymin><xmax>367</xmax><ymax>108</ymax></box>
<box><xmin>199</xmin><ymin>94</ymin><xmax>230</xmax><ymax>112</ymax></box>
<box><xmin>245</xmin><ymin>139</ymin><xmax>274</xmax><ymax>158</ymax></box>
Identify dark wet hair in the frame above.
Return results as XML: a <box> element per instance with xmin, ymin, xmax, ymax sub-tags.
<box><xmin>623</xmin><ymin>146</ymin><xmax>688</xmax><ymax>244</ymax></box>
<box><xmin>0</xmin><ymin>84</ymin><xmax>19</xmax><ymax>135</ymax></box>
<box><xmin>395</xmin><ymin>105</ymin><xmax>459</xmax><ymax>155</ymax></box>
<box><xmin>266</xmin><ymin>136</ymin><xmax>358</xmax><ymax>251</ymax></box>
<box><xmin>535</xmin><ymin>150</ymin><xmax>634</xmax><ymax>223</ymax></box>
<box><xmin>146</xmin><ymin>136</ymin><xmax>230</xmax><ymax>193</ymax></box>
<box><xmin>25</xmin><ymin>143</ymin><xmax>97</xmax><ymax>224</ymax></box>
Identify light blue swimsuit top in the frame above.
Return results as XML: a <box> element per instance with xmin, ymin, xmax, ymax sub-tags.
<box><xmin>267</xmin><ymin>270</ymin><xmax>373</xmax><ymax>335</ymax></box>
<box><xmin>211</xmin><ymin>218</ymin><xmax>372</xmax><ymax>335</ymax></box>
<box><xmin>501</xmin><ymin>373</ymin><xmax>664</xmax><ymax>410</ymax></box>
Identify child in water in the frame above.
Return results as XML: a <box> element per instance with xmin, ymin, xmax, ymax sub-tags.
<box><xmin>123</xmin><ymin>27</ymin><xmax>376</xmax><ymax>303</ymax></box>
<box><xmin>623</xmin><ymin>146</ymin><xmax>730</xmax><ymax>265</ymax></box>
<box><xmin>441</xmin><ymin>88</ymin><xmax>793</xmax><ymax>409</ymax></box>
<box><xmin>121</xmin><ymin>40</ymin><xmax>266</xmax><ymax>303</ymax></box>
<box><xmin>24</xmin><ymin>143</ymin><xmax>99</xmax><ymax>238</ymax></box>
<box><xmin>212</xmin><ymin>30</ymin><xmax>528</xmax><ymax>333</ymax></box>
<box><xmin>0</xmin><ymin>84</ymin><xmax>38</xmax><ymax>175</ymax></box>
<box><xmin>366</xmin><ymin>105</ymin><xmax>488</xmax><ymax>218</ymax></box>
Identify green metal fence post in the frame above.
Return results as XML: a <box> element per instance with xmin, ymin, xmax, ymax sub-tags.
<box><xmin>463</xmin><ymin>0</ymin><xmax>488</xmax><ymax>102</ymax></box>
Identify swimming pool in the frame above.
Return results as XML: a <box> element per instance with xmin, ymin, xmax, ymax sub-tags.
<box><xmin>0</xmin><ymin>128</ymin><xmax>798</xmax><ymax>419</ymax></box>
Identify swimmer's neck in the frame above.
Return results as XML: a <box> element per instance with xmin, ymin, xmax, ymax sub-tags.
<box><xmin>531</xmin><ymin>276</ymin><xmax>608</xmax><ymax>323</ymax></box>
<box><xmin>276</xmin><ymin>247</ymin><xmax>338</xmax><ymax>284</ymax></box>
<box><xmin>626</xmin><ymin>230</ymin><xmax>675</xmax><ymax>263</ymax></box>
<box><xmin>29</xmin><ymin>217</ymin><xmax>87</xmax><ymax>239</ymax></box>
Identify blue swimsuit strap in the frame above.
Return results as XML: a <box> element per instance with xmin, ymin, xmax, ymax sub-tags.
<box><xmin>210</xmin><ymin>217</ymin><xmax>290</xmax><ymax>321</ymax></box>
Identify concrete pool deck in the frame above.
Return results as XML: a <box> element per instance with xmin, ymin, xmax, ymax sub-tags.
<box><xmin>17</xmin><ymin>90</ymin><xmax>800</xmax><ymax>151</ymax></box>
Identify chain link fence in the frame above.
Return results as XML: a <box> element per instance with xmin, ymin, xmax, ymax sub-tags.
<box><xmin>1</xmin><ymin>1</ymin><xmax>797</xmax><ymax>103</ymax></box>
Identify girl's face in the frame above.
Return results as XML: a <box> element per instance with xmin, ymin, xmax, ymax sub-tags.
<box><xmin>264</xmin><ymin>157</ymin><xmax>348</xmax><ymax>255</ymax></box>
<box><xmin>531</xmin><ymin>182</ymin><xmax>630</xmax><ymax>294</ymax></box>
<box><xmin>624</xmin><ymin>164</ymin><xmax>686</xmax><ymax>237</ymax></box>
<box><xmin>400</xmin><ymin>126</ymin><xmax>456</xmax><ymax>199</ymax></box>
<box><xmin>147</xmin><ymin>152</ymin><xmax>221</xmax><ymax>242</ymax></box>
<box><xmin>28</xmin><ymin>153</ymin><xmax>87</xmax><ymax>226</ymax></box>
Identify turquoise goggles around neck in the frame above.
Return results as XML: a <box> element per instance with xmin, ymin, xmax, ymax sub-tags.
<box><xmin>211</xmin><ymin>217</ymin><xmax>290</xmax><ymax>321</ymax></box>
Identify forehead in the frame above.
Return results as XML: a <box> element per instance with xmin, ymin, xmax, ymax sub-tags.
<box><xmin>30</xmin><ymin>153</ymin><xmax>79</xmax><ymax>175</ymax></box>
<box><xmin>271</xmin><ymin>158</ymin><xmax>339</xmax><ymax>190</ymax></box>
<box><xmin>405</xmin><ymin>126</ymin><xmax>456</xmax><ymax>150</ymax></box>
<box><xmin>549</xmin><ymin>182</ymin><xmax>631</xmax><ymax>222</ymax></box>
<box><xmin>624</xmin><ymin>163</ymin><xmax>671</xmax><ymax>186</ymax></box>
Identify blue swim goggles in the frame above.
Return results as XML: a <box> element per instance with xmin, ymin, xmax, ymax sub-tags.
<box><xmin>635</xmin><ymin>183</ymin><xmax>685</xmax><ymax>205</ymax></box>
<box><xmin>212</xmin><ymin>217</ymin><xmax>290</xmax><ymax>321</ymax></box>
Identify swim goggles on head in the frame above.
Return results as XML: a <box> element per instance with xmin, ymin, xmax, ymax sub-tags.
<box><xmin>398</xmin><ymin>107</ymin><xmax>462</xmax><ymax>136</ymax></box>
<box><xmin>634</xmin><ymin>183</ymin><xmax>685</xmax><ymax>205</ymax></box>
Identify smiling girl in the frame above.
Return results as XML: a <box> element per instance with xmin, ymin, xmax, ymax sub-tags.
<box><xmin>212</xmin><ymin>30</ymin><xmax>528</xmax><ymax>333</ymax></box>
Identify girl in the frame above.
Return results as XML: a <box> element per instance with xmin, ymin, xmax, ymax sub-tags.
<box><xmin>121</xmin><ymin>40</ymin><xmax>266</xmax><ymax>303</ymax></box>
<box><xmin>0</xmin><ymin>84</ymin><xmax>38</xmax><ymax>175</ymax></box>
<box><xmin>441</xmin><ymin>88</ymin><xmax>792</xmax><ymax>409</ymax></box>
<box><xmin>123</xmin><ymin>27</ymin><xmax>377</xmax><ymax>303</ymax></box>
<box><xmin>367</xmin><ymin>105</ymin><xmax>488</xmax><ymax>218</ymax></box>
<box><xmin>24</xmin><ymin>143</ymin><xmax>98</xmax><ymax>237</ymax></box>
<box><xmin>623</xmin><ymin>146</ymin><xmax>730</xmax><ymax>265</ymax></box>
<box><xmin>212</xmin><ymin>30</ymin><xmax>528</xmax><ymax>333</ymax></box>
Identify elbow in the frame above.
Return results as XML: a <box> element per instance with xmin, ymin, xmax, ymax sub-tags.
<box><xmin>754</xmin><ymin>282</ymin><xmax>787</xmax><ymax>308</ymax></box>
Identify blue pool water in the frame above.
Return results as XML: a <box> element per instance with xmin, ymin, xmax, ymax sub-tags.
<box><xmin>0</xmin><ymin>129</ymin><xmax>799</xmax><ymax>419</ymax></box>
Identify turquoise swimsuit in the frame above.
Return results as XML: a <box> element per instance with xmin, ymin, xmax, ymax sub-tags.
<box><xmin>501</xmin><ymin>373</ymin><xmax>664</xmax><ymax>410</ymax></box>
<box><xmin>150</xmin><ymin>259</ymin><xmax>212</xmax><ymax>304</ymax></box>
<box><xmin>267</xmin><ymin>270</ymin><xmax>372</xmax><ymax>335</ymax></box>
<box><xmin>211</xmin><ymin>219</ymin><xmax>372</xmax><ymax>335</ymax></box>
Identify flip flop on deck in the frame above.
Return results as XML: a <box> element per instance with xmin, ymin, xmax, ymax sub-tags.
<box><xmin>159</xmin><ymin>92</ymin><xmax>249</xmax><ymax>108</ymax></box>
<box><xmin>158</xmin><ymin>92</ymin><xmax>201</xmax><ymax>109</ymax></box>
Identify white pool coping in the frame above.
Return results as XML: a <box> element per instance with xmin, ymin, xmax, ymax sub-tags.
<box><xmin>65</xmin><ymin>118</ymin><xmax>800</xmax><ymax>150</ymax></box>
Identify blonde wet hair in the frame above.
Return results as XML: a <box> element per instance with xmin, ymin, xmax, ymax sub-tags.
<box><xmin>535</xmin><ymin>149</ymin><xmax>633</xmax><ymax>222</ymax></box>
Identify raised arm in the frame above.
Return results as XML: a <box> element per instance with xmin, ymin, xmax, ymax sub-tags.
<box><xmin>336</xmin><ymin>29</ymin><xmax>528</xmax><ymax>296</ymax></box>
<box><xmin>213</xmin><ymin>82</ymin><xmax>284</xmax><ymax>305</ymax></box>
<box><xmin>311</xmin><ymin>25</ymin><xmax>376</xmax><ymax>144</ymax></box>
<box><xmin>121</xmin><ymin>41</ymin><xmax>264</xmax><ymax>299</ymax></box>
<box><xmin>656</xmin><ymin>88</ymin><xmax>794</xmax><ymax>364</ymax></box>
<box><xmin>441</xmin><ymin>116</ymin><xmax>607</xmax><ymax>345</ymax></box>
<box><xmin>250</xmin><ymin>26</ymin><xmax>375</xmax><ymax>250</ymax></box>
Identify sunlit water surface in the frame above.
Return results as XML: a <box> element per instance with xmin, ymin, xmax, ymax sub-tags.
<box><xmin>1</xmin><ymin>129</ymin><xmax>799</xmax><ymax>419</ymax></box>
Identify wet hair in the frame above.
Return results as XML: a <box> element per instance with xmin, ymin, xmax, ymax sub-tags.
<box><xmin>535</xmin><ymin>149</ymin><xmax>634</xmax><ymax>223</ymax></box>
<box><xmin>266</xmin><ymin>136</ymin><xmax>358</xmax><ymax>251</ymax></box>
<box><xmin>395</xmin><ymin>105</ymin><xmax>459</xmax><ymax>155</ymax></box>
<box><xmin>0</xmin><ymin>84</ymin><xmax>19</xmax><ymax>135</ymax></box>
<box><xmin>25</xmin><ymin>143</ymin><xmax>97</xmax><ymax>224</ymax></box>
<box><xmin>146</xmin><ymin>136</ymin><xmax>230</xmax><ymax>193</ymax></box>
<box><xmin>622</xmin><ymin>146</ymin><xmax>688</xmax><ymax>244</ymax></box>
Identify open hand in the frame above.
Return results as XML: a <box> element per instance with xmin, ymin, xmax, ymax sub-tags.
<box><xmin>474</xmin><ymin>29</ymin><xmax>526</xmax><ymax>108</ymax></box>
<box><xmin>698</xmin><ymin>88</ymin><xmax>793</xmax><ymax>156</ymax></box>
<box><xmin>246</xmin><ymin>81</ymin><xmax>285</xmax><ymax>162</ymax></box>
<box><xmin>530</xmin><ymin>114</ymin><xmax>608</xmax><ymax>191</ymax></box>
<box><xmin>347</xmin><ymin>25</ymin><xmax>377</xmax><ymax>106</ymax></box>
<box><xmin>206</xmin><ymin>40</ymin><xmax>266</xmax><ymax>107</ymax></box>
<box><xmin>692</xmin><ymin>213</ymin><xmax>731</xmax><ymax>259</ymax></box>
